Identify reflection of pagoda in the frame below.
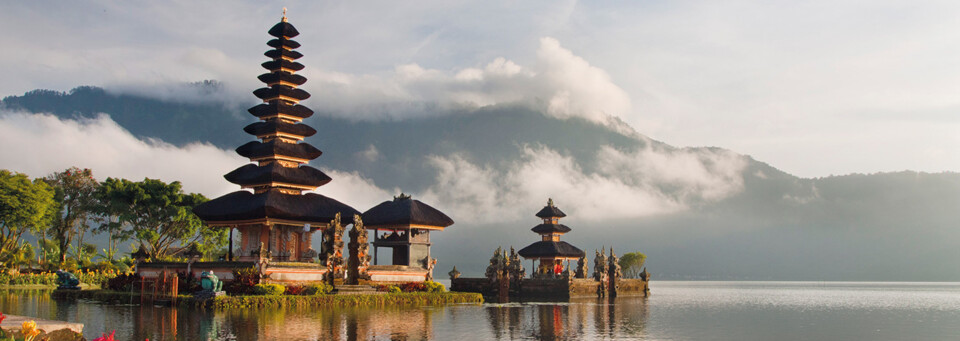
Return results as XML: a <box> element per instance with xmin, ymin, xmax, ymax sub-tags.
<box><xmin>362</xmin><ymin>194</ymin><xmax>454</xmax><ymax>281</ymax></box>
<box><xmin>193</xmin><ymin>12</ymin><xmax>358</xmax><ymax>263</ymax></box>
<box><xmin>518</xmin><ymin>199</ymin><xmax>585</xmax><ymax>277</ymax></box>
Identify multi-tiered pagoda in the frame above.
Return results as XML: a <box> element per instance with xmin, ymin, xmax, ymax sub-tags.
<box><xmin>518</xmin><ymin>199</ymin><xmax>585</xmax><ymax>277</ymax></box>
<box><xmin>193</xmin><ymin>13</ymin><xmax>358</xmax><ymax>266</ymax></box>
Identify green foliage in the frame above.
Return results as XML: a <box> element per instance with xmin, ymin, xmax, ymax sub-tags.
<box><xmin>104</xmin><ymin>273</ymin><xmax>139</xmax><ymax>291</ymax></box>
<box><xmin>387</xmin><ymin>285</ymin><xmax>401</xmax><ymax>294</ymax></box>
<box><xmin>96</xmin><ymin>177</ymin><xmax>224</xmax><ymax>259</ymax></box>
<box><xmin>0</xmin><ymin>170</ymin><xmax>55</xmax><ymax>268</ymax></box>
<box><xmin>424</xmin><ymin>280</ymin><xmax>446</xmax><ymax>293</ymax></box>
<box><xmin>0</xmin><ymin>269</ymin><xmax>118</xmax><ymax>287</ymax></box>
<box><xmin>302</xmin><ymin>282</ymin><xmax>332</xmax><ymax>296</ymax></box>
<box><xmin>44</xmin><ymin>167</ymin><xmax>99</xmax><ymax>265</ymax></box>
<box><xmin>227</xmin><ymin>267</ymin><xmax>259</xmax><ymax>295</ymax></box>
<box><xmin>252</xmin><ymin>283</ymin><xmax>285</xmax><ymax>296</ymax></box>
<box><xmin>203</xmin><ymin>291</ymin><xmax>483</xmax><ymax>309</ymax></box>
<box><xmin>619</xmin><ymin>251</ymin><xmax>647</xmax><ymax>279</ymax></box>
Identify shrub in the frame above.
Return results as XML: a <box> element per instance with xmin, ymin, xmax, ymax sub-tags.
<box><xmin>285</xmin><ymin>284</ymin><xmax>305</xmax><ymax>296</ymax></box>
<box><xmin>252</xmin><ymin>283</ymin><xmax>285</xmax><ymax>296</ymax></box>
<box><xmin>303</xmin><ymin>282</ymin><xmax>333</xmax><ymax>296</ymax></box>
<box><xmin>425</xmin><ymin>281</ymin><xmax>446</xmax><ymax>293</ymax></box>
<box><xmin>104</xmin><ymin>273</ymin><xmax>139</xmax><ymax>291</ymax></box>
<box><xmin>388</xmin><ymin>285</ymin><xmax>401</xmax><ymax>294</ymax></box>
<box><xmin>226</xmin><ymin>267</ymin><xmax>259</xmax><ymax>295</ymax></box>
<box><xmin>399</xmin><ymin>282</ymin><xmax>427</xmax><ymax>292</ymax></box>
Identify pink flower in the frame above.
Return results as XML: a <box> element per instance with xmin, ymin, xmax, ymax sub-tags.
<box><xmin>91</xmin><ymin>330</ymin><xmax>116</xmax><ymax>341</ymax></box>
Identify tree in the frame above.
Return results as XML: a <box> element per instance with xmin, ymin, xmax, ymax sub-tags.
<box><xmin>44</xmin><ymin>167</ymin><xmax>99</xmax><ymax>264</ymax></box>
<box><xmin>92</xmin><ymin>179</ymin><xmax>134</xmax><ymax>261</ymax></box>
<box><xmin>98</xmin><ymin>177</ymin><xmax>225</xmax><ymax>259</ymax></box>
<box><xmin>0</xmin><ymin>170</ymin><xmax>55</xmax><ymax>268</ymax></box>
<box><xmin>619</xmin><ymin>251</ymin><xmax>647</xmax><ymax>279</ymax></box>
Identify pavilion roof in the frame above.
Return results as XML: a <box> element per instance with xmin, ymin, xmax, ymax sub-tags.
<box><xmin>224</xmin><ymin>163</ymin><xmax>331</xmax><ymax>188</ymax></box>
<box><xmin>531</xmin><ymin>223</ymin><xmax>572</xmax><ymax>234</ymax></box>
<box><xmin>362</xmin><ymin>195</ymin><xmax>454</xmax><ymax>229</ymax></box>
<box><xmin>535</xmin><ymin>198</ymin><xmax>566</xmax><ymax>218</ymax></box>
<box><xmin>518</xmin><ymin>241</ymin><xmax>584</xmax><ymax>259</ymax></box>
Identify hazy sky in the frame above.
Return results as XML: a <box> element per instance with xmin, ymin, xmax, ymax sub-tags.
<box><xmin>1</xmin><ymin>0</ymin><xmax>958</xmax><ymax>178</ymax></box>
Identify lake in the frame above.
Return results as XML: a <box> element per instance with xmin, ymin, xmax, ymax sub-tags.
<box><xmin>2</xmin><ymin>281</ymin><xmax>959</xmax><ymax>340</ymax></box>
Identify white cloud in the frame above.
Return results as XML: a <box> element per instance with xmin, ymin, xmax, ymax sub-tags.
<box><xmin>0</xmin><ymin>111</ymin><xmax>391</xmax><ymax>211</ymax></box>
<box><xmin>302</xmin><ymin>37</ymin><xmax>634</xmax><ymax>134</ymax></box>
<box><xmin>419</xmin><ymin>144</ymin><xmax>747</xmax><ymax>223</ymax></box>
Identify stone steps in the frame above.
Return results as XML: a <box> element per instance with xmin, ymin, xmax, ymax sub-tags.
<box><xmin>334</xmin><ymin>285</ymin><xmax>381</xmax><ymax>295</ymax></box>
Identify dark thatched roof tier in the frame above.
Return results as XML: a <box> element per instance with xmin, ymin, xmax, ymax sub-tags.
<box><xmin>268</xmin><ymin>21</ymin><xmax>300</xmax><ymax>38</ymax></box>
<box><xmin>253</xmin><ymin>86</ymin><xmax>310</xmax><ymax>101</ymax></box>
<box><xmin>518</xmin><ymin>241</ymin><xmax>584</xmax><ymax>259</ymax></box>
<box><xmin>535</xmin><ymin>204</ymin><xmax>566</xmax><ymax>218</ymax></box>
<box><xmin>267</xmin><ymin>38</ymin><xmax>300</xmax><ymax>50</ymax></box>
<box><xmin>264</xmin><ymin>49</ymin><xmax>303</xmax><ymax>60</ymax></box>
<box><xmin>192</xmin><ymin>189</ymin><xmax>359</xmax><ymax>224</ymax></box>
<box><xmin>531</xmin><ymin>223</ymin><xmax>572</xmax><ymax>234</ymax></box>
<box><xmin>248</xmin><ymin>101</ymin><xmax>314</xmax><ymax>119</ymax></box>
<box><xmin>261</xmin><ymin>60</ymin><xmax>305</xmax><ymax>72</ymax></box>
<box><xmin>224</xmin><ymin>164</ymin><xmax>331</xmax><ymax>188</ymax></box>
<box><xmin>236</xmin><ymin>140</ymin><xmax>322</xmax><ymax>161</ymax></box>
<box><xmin>244</xmin><ymin>121</ymin><xmax>316</xmax><ymax>138</ymax></box>
<box><xmin>362</xmin><ymin>196</ymin><xmax>454</xmax><ymax>229</ymax></box>
<box><xmin>258</xmin><ymin>72</ymin><xmax>307</xmax><ymax>86</ymax></box>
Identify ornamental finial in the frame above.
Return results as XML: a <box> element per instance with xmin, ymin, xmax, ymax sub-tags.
<box><xmin>548</xmin><ymin>198</ymin><xmax>554</xmax><ymax>207</ymax></box>
<box><xmin>282</xmin><ymin>7</ymin><xmax>288</xmax><ymax>22</ymax></box>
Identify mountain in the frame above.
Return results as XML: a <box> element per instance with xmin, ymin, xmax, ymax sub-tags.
<box><xmin>3</xmin><ymin>86</ymin><xmax>959</xmax><ymax>281</ymax></box>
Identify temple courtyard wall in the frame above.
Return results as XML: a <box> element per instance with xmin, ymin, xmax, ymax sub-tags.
<box><xmin>450</xmin><ymin>277</ymin><xmax>649</xmax><ymax>299</ymax></box>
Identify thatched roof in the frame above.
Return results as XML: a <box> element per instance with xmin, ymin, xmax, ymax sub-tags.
<box><xmin>257</xmin><ymin>72</ymin><xmax>307</xmax><ymax>86</ymax></box>
<box><xmin>261</xmin><ymin>59</ymin><xmax>305</xmax><ymax>72</ymax></box>
<box><xmin>248</xmin><ymin>101</ymin><xmax>313</xmax><ymax>119</ymax></box>
<box><xmin>268</xmin><ymin>21</ymin><xmax>300</xmax><ymax>39</ymax></box>
<box><xmin>518</xmin><ymin>241</ymin><xmax>584</xmax><ymax>259</ymax></box>
<box><xmin>267</xmin><ymin>38</ymin><xmax>300</xmax><ymax>50</ymax></box>
<box><xmin>193</xmin><ymin>189</ymin><xmax>359</xmax><ymax>224</ymax></box>
<box><xmin>531</xmin><ymin>223</ymin><xmax>572</xmax><ymax>234</ymax></box>
<box><xmin>224</xmin><ymin>164</ymin><xmax>331</xmax><ymax>188</ymax></box>
<box><xmin>362</xmin><ymin>195</ymin><xmax>454</xmax><ymax>229</ymax></box>
<box><xmin>535</xmin><ymin>199</ymin><xmax>566</xmax><ymax>218</ymax></box>
<box><xmin>235</xmin><ymin>140</ymin><xmax>322</xmax><ymax>161</ymax></box>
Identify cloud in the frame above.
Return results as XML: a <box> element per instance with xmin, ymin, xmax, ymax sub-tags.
<box><xmin>302</xmin><ymin>37</ymin><xmax>634</xmax><ymax>133</ymax></box>
<box><xmin>0</xmin><ymin>111</ymin><xmax>391</xmax><ymax>210</ymax></box>
<box><xmin>419</xmin><ymin>144</ymin><xmax>747</xmax><ymax>223</ymax></box>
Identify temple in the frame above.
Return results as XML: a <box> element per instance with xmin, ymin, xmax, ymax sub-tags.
<box><xmin>164</xmin><ymin>13</ymin><xmax>358</xmax><ymax>282</ymax></box>
<box><xmin>362</xmin><ymin>194</ymin><xmax>454</xmax><ymax>282</ymax></box>
<box><xmin>518</xmin><ymin>199</ymin><xmax>585</xmax><ymax>277</ymax></box>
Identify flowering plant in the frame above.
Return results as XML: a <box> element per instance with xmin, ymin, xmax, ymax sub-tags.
<box><xmin>91</xmin><ymin>330</ymin><xmax>116</xmax><ymax>341</ymax></box>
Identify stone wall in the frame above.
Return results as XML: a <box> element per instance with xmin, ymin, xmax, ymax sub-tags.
<box><xmin>451</xmin><ymin>276</ymin><xmax>649</xmax><ymax>299</ymax></box>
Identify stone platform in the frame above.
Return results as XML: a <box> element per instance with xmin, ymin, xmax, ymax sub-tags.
<box><xmin>1</xmin><ymin>314</ymin><xmax>83</xmax><ymax>340</ymax></box>
<box><xmin>335</xmin><ymin>285</ymin><xmax>382</xmax><ymax>295</ymax></box>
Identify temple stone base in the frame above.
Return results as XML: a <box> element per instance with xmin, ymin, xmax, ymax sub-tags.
<box><xmin>451</xmin><ymin>277</ymin><xmax>649</xmax><ymax>300</ymax></box>
<box><xmin>367</xmin><ymin>265</ymin><xmax>429</xmax><ymax>283</ymax></box>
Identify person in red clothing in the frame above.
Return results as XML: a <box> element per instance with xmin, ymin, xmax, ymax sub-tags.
<box><xmin>554</xmin><ymin>262</ymin><xmax>563</xmax><ymax>275</ymax></box>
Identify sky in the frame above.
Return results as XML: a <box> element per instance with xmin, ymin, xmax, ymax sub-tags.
<box><xmin>1</xmin><ymin>1</ymin><xmax>958</xmax><ymax>178</ymax></box>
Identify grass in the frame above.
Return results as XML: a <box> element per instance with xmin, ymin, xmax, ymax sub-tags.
<box><xmin>49</xmin><ymin>289</ymin><xmax>483</xmax><ymax>309</ymax></box>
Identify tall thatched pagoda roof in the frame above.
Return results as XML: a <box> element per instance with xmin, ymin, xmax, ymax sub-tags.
<box><xmin>193</xmin><ymin>13</ymin><xmax>357</xmax><ymax>227</ymax></box>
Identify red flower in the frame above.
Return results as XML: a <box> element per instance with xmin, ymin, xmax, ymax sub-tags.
<box><xmin>0</xmin><ymin>312</ymin><xmax>5</xmax><ymax>325</ymax></box>
<box><xmin>91</xmin><ymin>330</ymin><xmax>116</xmax><ymax>341</ymax></box>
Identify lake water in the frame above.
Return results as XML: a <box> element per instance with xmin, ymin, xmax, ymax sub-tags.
<box><xmin>2</xmin><ymin>281</ymin><xmax>959</xmax><ymax>340</ymax></box>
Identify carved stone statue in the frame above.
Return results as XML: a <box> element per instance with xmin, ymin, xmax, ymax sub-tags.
<box><xmin>608</xmin><ymin>247</ymin><xmax>622</xmax><ymax>297</ymax></box>
<box><xmin>593</xmin><ymin>249</ymin><xmax>608</xmax><ymax>297</ymax></box>
<box><xmin>485</xmin><ymin>247</ymin><xmax>504</xmax><ymax>281</ymax></box>
<box><xmin>575</xmin><ymin>255</ymin><xmax>588</xmax><ymax>278</ymax></box>
<box><xmin>55</xmin><ymin>270</ymin><xmax>80</xmax><ymax>290</ymax></box>
<box><xmin>448</xmin><ymin>266</ymin><xmax>462</xmax><ymax>279</ymax></box>
<box><xmin>322</xmin><ymin>213</ymin><xmax>345</xmax><ymax>283</ymax></box>
<box><xmin>425</xmin><ymin>257</ymin><xmax>437</xmax><ymax>281</ymax></box>
<box><xmin>347</xmin><ymin>214</ymin><xmax>370</xmax><ymax>284</ymax></box>
<box><xmin>200</xmin><ymin>271</ymin><xmax>223</xmax><ymax>292</ymax></box>
<box><xmin>508</xmin><ymin>247</ymin><xmax>525</xmax><ymax>282</ymax></box>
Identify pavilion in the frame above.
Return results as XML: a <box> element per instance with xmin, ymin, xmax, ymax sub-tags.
<box><xmin>518</xmin><ymin>199</ymin><xmax>585</xmax><ymax>277</ymax></box>
<box><xmin>361</xmin><ymin>194</ymin><xmax>454</xmax><ymax>282</ymax></box>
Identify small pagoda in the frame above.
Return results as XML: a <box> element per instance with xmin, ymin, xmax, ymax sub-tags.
<box><xmin>192</xmin><ymin>12</ymin><xmax>359</xmax><ymax>268</ymax></box>
<box><xmin>518</xmin><ymin>199</ymin><xmax>585</xmax><ymax>277</ymax></box>
<box><xmin>361</xmin><ymin>194</ymin><xmax>454</xmax><ymax>282</ymax></box>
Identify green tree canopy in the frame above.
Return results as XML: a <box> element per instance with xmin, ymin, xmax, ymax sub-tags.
<box><xmin>619</xmin><ymin>251</ymin><xmax>647</xmax><ymax>279</ymax></box>
<box><xmin>44</xmin><ymin>167</ymin><xmax>100</xmax><ymax>264</ymax></box>
<box><xmin>0</xmin><ymin>170</ymin><xmax>55</xmax><ymax>268</ymax></box>
<box><xmin>98</xmin><ymin>177</ymin><xmax>224</xmax><ymax>259</ymax></box>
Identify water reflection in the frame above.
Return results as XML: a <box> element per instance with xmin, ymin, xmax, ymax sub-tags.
<box><xmin>1</xmin><ymin>290</ymin><xmax>650</xmax><ymax>340</ymax></box>
<box><xmin>484</xmin><ymin>297</ymin><xmax>649</xmax><ymax>340</ymax></box>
